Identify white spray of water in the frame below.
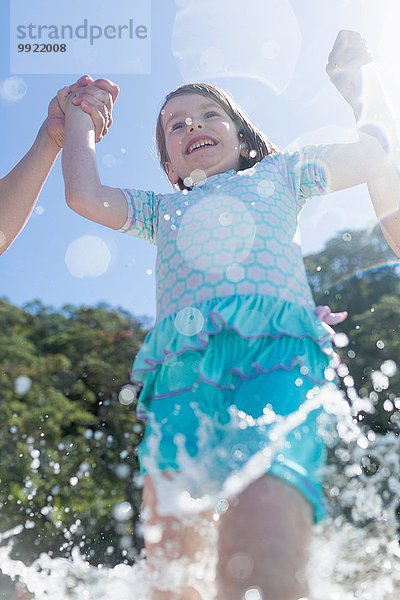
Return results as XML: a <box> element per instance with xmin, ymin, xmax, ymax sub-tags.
<box><xmin>1</xmin><ymin>383</ymin><xmax>399</xmax><ymax>598</ymax></box>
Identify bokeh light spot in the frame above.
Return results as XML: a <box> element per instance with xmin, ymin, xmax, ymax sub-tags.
<box><xmin>0</xmin><ymin>77</ymin><xmax>27</xmax><ymax>102</ymax></box>
<box><xmin>102</xmin><ymin>154</ymin><xmax>116</xmax><ymax>168</ymax></box>
<box><xmin>14</xmin><ymin>375</ymin><xmax>32</xmax><ymax>395</ymax></box>
<box><xmin>118</xmin><ymin>385</ymin><xmax>137</xmax><ymax>406</ymax></box>
<box><xmin>257</xmin><ymin>180</ymin><xmax>276</xmax><ymax>202</ymax></box>
<box><xmin>174</xmin><ymin>307</ymin><xmax>205</xmax><ymax>336</ymax></box>
<box><xmin>65</xmin><ymin>235</ymin><xmax>112</xmax><ymax>278</ymax></box>
<box><xmin>226</xmin><ymin>263</ymin><xmax>245</xmax><ymax>282</ymax></box>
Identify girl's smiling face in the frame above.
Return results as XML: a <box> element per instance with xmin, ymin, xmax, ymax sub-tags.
<box><xmin>161</xmin><ymin>93</ymin><xmax>247</xmax><ymax>187</ymax></box>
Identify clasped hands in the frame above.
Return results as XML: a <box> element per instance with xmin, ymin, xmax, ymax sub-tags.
<box><xmin>47</xmin><ymin>74</ymin><xmax>120</xmax><ymax>148</ymax></box>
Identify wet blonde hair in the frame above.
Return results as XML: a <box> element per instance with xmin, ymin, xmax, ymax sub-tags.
<box><xmin>155</xmin><ymin>82</ymin><xmax>278</xmax><ymax>191</ymax></box>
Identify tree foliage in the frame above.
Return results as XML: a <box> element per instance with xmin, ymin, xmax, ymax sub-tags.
<box><xmin>304</xmin><ymin>223</ymin><xmax>400</xmax><ymax>432</ymax></box>
<box><xmin>0</xmin><ymin>300</ymin><xmax>148</xmax><ymax>567</ymax></box>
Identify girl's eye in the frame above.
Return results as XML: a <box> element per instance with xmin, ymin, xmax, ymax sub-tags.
<box><xmin>170</xmin><ymin>112</ymin><xmax>219</xmax><ymax>131</ymax></box>
<box><xmin>170</xmin><ymin>122</ymin><xmax>184</xmax><ymax>131</ymax></box>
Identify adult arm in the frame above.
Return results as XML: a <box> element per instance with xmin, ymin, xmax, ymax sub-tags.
<box><xmin>0</xmin><ymin>75</ymin><xmax>119</xmax><ymax>255</ymax></box>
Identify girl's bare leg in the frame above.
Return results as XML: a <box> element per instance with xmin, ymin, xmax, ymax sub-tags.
<box><xmin>217</xmin><ymin>474</ymin><xmax>313</xmax><ymax>600</ymax></box>
<box><xmin>142</xmin><ymin>473</ymin><xmax>217</xmax><ymax>600</ymax></box>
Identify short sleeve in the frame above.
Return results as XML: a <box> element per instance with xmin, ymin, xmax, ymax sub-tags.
<box><xmin>278</xmin><ymin>145</ymin><xmax>330</xmax><ymax>210</ymax></box>
<box><xmin>117</xmin><ymin>188</ymin><xmax>162</xmax><ymax>245</ymax></box>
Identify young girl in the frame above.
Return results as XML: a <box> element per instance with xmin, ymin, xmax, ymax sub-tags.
<box><xmin>62</xmin><ymin>31</ymin><xmax>400</xmax><ymax>600</ymax></box>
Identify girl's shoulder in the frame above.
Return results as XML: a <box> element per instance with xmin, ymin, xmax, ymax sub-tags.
<box><xmin>256</xmin><ymin>144</ymin><xmax>329</xmax><ymax>171</ymax></box>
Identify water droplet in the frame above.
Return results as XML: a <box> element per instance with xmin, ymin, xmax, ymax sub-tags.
<box><xmin>112</xmin><ymin>501</ymin><xmax>133</xmax><ymax>522</ymax></box>
<box><xmin>183</xmin><ymin>176</ymin><xmax>194</xmax><ymax>187</ymax></box>
<box><xmin>34</xmin><ymin>205</ymin><xmax>44</xmax><ymax>215</ymax></box>
<box><xmin>244</xmin><ymin>587</ymin><xmax>263</xmax><ymax>600</ymax></box>
<box><xmin>334</xmin><ymin>333</ymin><xmax>349</xmax><ymax>348</ymax></box>
<box><xmin>143</xmin><ymin>523</ymin><xmax>163</xmax><ymax>543</ymax></box>
<box><xmin>383</xmin><ymin>399</ymin><xmax>394</xmax><ymax>412</ymax></box>
<box><xmin>342</xmin><ymin>232</ymin><xmax>352</xmax><ymax>242</ymax></box>
<box><xmin>114</xmin><ymin>464</ymin><xmax>131</xmax><ymax>479</ymax></box>
<box><xmin>371</xmin><ymin>370</ymin><xmax>389</xmax><ymax>391</ymax></box>
<box><xmin>185</xmin><ymin>117</ymin><xmax>193</xmax><ymax>125</ymax></box>
<box><xmin>118</xmin><ymin>385</ymin><xmax>137</xmax><ymax>406</ymax></box>
<box><xmin>381</xmin><ymin>359</ymin><xmax>396</xmax><ymax>377</ymax></box>
<box><xmin>14</xmin><ymin>375</ymin><xmax>32</xmax><ymax>395</ymax></box>
<box><xmin>215</xmin><ymin>498</ymin><xmax>229</xmax><ymax>514</ymax></box>
<box><xmin>343</xmin><ymin>375</ymin><xmax>354</xmax><ymax>388</ymax></box>
<box><xmin>324</xmin><ymin>367</ymin><xmax>336</xmax><ymax>381</ymax></box>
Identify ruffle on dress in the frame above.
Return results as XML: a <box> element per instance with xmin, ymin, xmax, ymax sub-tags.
<box><xmin>130</xmin><ymin>294</ymin><xmax>340</xmax><ymax>422</ymax></box>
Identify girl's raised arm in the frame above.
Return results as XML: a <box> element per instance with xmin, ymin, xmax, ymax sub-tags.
<box><xmin>324</xmin><ymin>30</ymin><xmax>400</xmax><ymax>256</ymax></box>
<box><xmin>62</xmin><ymin>89</ymin><xmax>127</xmax><ymax>230</ymax></box>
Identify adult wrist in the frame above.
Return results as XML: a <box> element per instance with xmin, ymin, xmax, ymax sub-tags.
<box><xmin>37</xmin><ymin>118</ymin><xmax>62</xmax><ymax>155</ymax></box>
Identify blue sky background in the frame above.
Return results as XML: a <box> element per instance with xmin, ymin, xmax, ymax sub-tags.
<box><xmin>1</xmin><ymin>0</ymin><xmax>399</xmax><ymax>326</ymax></box>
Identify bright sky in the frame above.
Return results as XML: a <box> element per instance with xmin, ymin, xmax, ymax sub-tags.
<box><xmin>1</xmin><ymin>0</ymin><xmax>400</xmax><ymax>326</ymax></box>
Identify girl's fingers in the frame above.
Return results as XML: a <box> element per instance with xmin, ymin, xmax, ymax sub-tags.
<box><xmin>326</xmin><ymin>49</ymin><xmax>373</xmax><ymax>78</ymax></box>
<box><xmin>79</xmin><ymin>96</ymin><xmax>109</xmax><ymax>141</ymax></box>
<box><xmin>72</xmin><ymin>87</ymin><xmax>113</xmax><ymax>120</ymax></box>
<box><xmin>67</xmin><ymin>78</ymin><xmax>118</xmax><ymax>139</ymax></box>
<box><xmin>80</xmin><ymin>93</ymin><xmax>111</xmax><ymax>121</ymax></box>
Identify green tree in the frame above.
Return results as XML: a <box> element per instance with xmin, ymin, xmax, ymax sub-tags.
<box><xmin>0</xmin><ymin>299</ymin><xmax>149</xmax><ymax>566</ymax></box>
<box><xmin>304</xmin><ymin>224</ymin><xmax>400</xmax><ymax>431</ymax></box>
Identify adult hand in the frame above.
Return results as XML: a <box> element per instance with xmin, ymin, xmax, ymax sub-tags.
<box><xmin>326</xmin><ymin>30</ymin><xmax>373</xmax><ymax>111</ymax></box>
<box><xmin>47</xmin><ymin>75</ymin><xmax>120</xmax><ymax>147</ymax></box>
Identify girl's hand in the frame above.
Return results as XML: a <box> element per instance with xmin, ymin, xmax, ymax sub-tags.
<box><xmin>70</xmin><ymin>78</ymin><xmax>119</xmax><ymax>139</ymax></box>
<box><xmin>314</xmin><ymin>305</ymin><xmax>348</xmax><ymax>325</ymax></box>
<box><xmin>47</xmin><ymin>75</ymin><xmax>119</xmax><ymax>147</ymax></box>
<box><xmin>326</xmin><ymin>30</ymin><xmax>373</xmax><ymax>110</ymax></box>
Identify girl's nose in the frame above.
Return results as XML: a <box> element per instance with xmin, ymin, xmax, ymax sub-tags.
<box><xmin>188</xmin><ymin>118</ymin><xmax>204</xmax><ymax>131</ymax></box>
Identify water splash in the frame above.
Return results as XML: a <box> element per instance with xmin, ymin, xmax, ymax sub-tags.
<box><xmin>1</xmin><ymin>383</ymin><xmax>400</xmax><ymax>598</ymax></box>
